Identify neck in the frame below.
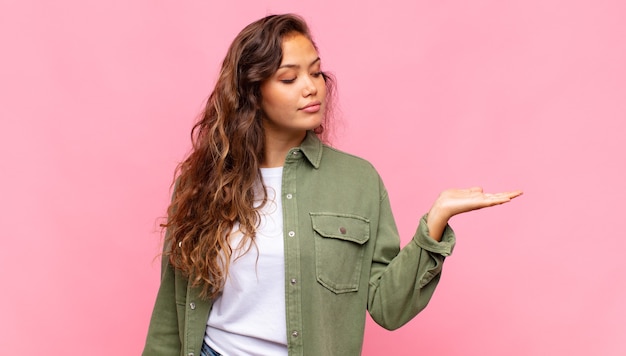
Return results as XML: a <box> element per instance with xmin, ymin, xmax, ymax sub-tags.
<box><xmin>262</xmin><ymin>130</ymin><xmax>306</xmax><ymax>168</ymax></box>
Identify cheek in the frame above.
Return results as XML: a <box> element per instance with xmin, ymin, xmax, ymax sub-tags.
<box><xmin>261</xmin><ymin>92</ymin><xmax>292</xmax><ymax>121</ymax></box>
<box><xmin>318</xmin><ymin>83</ymin><xmax>328</xmax><ymax>106</ymax></box>
<box><xmin>260</xmin><ymin>83</ymin><xmax>279</xmax><ymax>107</ymax></box>
<box><xmin>263</xmin><ymin>86</ymin><xmax>294</xmax><ymax>109</ymax></box>
<box><xmin>320</xmin><ymin>84</ymin><xmax>327</xmax><ymax>100</ymax></box>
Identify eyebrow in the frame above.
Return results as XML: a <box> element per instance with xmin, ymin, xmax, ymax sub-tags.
<box><xmin>278</xmin><ymin>57</ymin><xmax>321</xmax><ymax>69</ymax></box>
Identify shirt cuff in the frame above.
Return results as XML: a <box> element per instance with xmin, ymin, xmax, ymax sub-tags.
<box><xmin>412</xmin><ymin>214</ymin><xmax>456</xmax><ymax>257</ymax></box>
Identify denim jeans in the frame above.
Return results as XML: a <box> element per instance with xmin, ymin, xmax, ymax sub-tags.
<box><xmin>200</xmin><ymin>341</ymin><xmax>222</xmax><ymax>356</ymax></box>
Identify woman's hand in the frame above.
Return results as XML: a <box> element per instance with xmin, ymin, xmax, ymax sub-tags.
<box><xmin>426</xmin><ymin>187</ymin><xmax>523</xmax><ymax>241</ymax></box>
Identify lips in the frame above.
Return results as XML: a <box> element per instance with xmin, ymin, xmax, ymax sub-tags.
<box><xmin>300</xmin><ymin>101</ymin><xmax>321</xmax><ymax>113</ymax></box>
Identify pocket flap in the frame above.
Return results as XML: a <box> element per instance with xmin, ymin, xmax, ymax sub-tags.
<box><xmin>310</xmin><ymin>213</ymin><xmax>370</xmax><ymax>244</ymax></box>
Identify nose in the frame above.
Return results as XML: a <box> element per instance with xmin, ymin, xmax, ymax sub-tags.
<box><xmin>302</xmin><ymin>76</ymin><xmax>318</xmax><ymax>97</ymax></box>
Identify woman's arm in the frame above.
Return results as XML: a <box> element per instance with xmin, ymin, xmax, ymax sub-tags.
<box><xmin>367</xmin><ymin>185</ymin><xmax>521</xmax><ymax>329</ymax></box>
<box><xmin>142</xmin><ymin>243</ymin><xmax>183</xmax><ymax>356</ymax></box>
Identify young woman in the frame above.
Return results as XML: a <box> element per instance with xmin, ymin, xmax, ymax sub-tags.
<box><xmin>143</xmin><ymin>14</ymin><xmax>522</xmax><ymax>356</ymax></box>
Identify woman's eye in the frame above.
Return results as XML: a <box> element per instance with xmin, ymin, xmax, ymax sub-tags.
<box><xmin>280</xmin><ymin>78</ymin><xmax>296</xmax><ymax>84</ymax></box>
<box><xmin>312</xmin><ymin>71</ymin><xmax>323</xmax><ymax>78</ymax></box>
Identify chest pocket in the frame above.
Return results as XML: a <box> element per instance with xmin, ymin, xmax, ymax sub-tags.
<box><xmin>310</xmin><ymin>213</ymin><xmax>370</xmax><ymax>294</ymax></box>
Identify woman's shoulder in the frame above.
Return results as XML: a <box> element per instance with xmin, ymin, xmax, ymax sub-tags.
<box><xmin>300</xmin><ymin>132</ymin><xmax>381</xmax><ymax>179</ymax></box>
<box><xmin>320</xmin><ymin>144</ymin><xmax>380</xmax><ymax>176</ymax></box>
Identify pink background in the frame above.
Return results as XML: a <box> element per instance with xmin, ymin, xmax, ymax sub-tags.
<box><xmin>1</xmin><ymin>0</ymin><xmax>625</xmax><ymax>355</ymax></box>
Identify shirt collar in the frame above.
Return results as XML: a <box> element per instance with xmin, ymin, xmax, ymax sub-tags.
<box><xmin>298</xmin><ymin>131</ymin><xmax>323</xmax><ymax>169</ymax></box>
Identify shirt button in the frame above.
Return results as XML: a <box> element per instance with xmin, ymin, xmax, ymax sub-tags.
<box><xmin>189</xmin><ymin>302</ymin><xmax>196</xmax><ymax>310</ymax></box>
<box><xmin>286</xmin><ymin>193</ymin><xmax>293</xmax><ymax>199</ymax></box>
<box><xmin>292</xmin><ymin>330</ymin><xmax>299</xmax><ymax>337</ymax></box>
<box><xmin>290</xmin><ymin>278</ymin><xmax>297</xmax><ymax>285</ymax></box>
<box><xmin>188</xmin><ymin>353</ymin><xmax>194</xmax><ymax>356</ymax></box>
<box><xmin>288</xmin><ymin>231</ymin><xmax>295</xmax><ymax>237</ymax></box>
<box><xmin>339</xmin><ymin>227</ymin><xmax>347</xmax><ymax>234</ymax></box>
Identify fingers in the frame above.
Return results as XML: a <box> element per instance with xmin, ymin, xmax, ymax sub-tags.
<box><xmin>498</xmin><ymin>190</ymin><xmax>523</xmax><ymax>199</ymax></box>
<box><xmin>510</xmin><ymin>190</ymin><xmax>524</xmax><ymax>198</ymax></box>
<box><xmin>468</xmin><ymin>187</ymin><xmax>483</xmax><ymax>193</ymax></box>
<box><xmin>485</xmin><ymin>190</ymin><xmax>523</xmax><ymax>205</ymax></box>
<box><xmin>464</xmin><ymin>187</ymin><xmax>522</xmax><ymax>201</ymax></box>
<box><xmin>482</xmin><ymin>193</ymin><xmax>510</xmax><ymax>205</ymax></box>
<box><xmin>462</xmin><ymin>187</ymin><xmax>522</xmax><ymax>198</ymax></box>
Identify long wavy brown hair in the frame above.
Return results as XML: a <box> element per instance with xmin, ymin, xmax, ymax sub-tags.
<box><xmin>163</xmin><ymin>14</ymin><xmax>335</xmax><ymax>300</ymax></box>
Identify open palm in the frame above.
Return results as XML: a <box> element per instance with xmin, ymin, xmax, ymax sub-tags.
<box><xmin>436</xmin><ymin>187</ymin><xmax>523</xmax><ymax>217</ymax></box>
<box><xmin>426</xmin><ymin>187</ymin><xmax>523</xmax><ymax>241</ymax></box>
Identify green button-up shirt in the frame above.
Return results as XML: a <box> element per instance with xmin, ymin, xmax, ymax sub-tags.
<box><xmin>143</xmin><ymin>131</ymin><xmax>456</xmax><ymax>356</ymax></box>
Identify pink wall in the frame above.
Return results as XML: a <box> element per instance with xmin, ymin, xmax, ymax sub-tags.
<box><xmin>1</xmin><ymin>0</ymin><xmax>625</xmax><ymax>355</ymax></box>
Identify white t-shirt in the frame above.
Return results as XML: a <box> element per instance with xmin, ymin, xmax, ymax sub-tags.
<box><xmin>204</xmin><ymin>167</ymin><xmax>287</xmax><ymax>356</ymax></box>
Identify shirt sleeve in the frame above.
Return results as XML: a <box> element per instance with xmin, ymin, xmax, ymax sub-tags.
<box><xmin>142</xmin><ymin>240</ymin><xmax>183</xmax><ymax>355</ymax></box>
<box><xmin>367</xmin><ymin>187</ymin><xmax>456</xmax><ymax>330</ymax></box>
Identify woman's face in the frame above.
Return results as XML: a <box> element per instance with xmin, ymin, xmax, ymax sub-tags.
<box><xmin>260</xmin><ymin>33</ymin><xmax>327</xmax><ymax>140</ymax></box>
